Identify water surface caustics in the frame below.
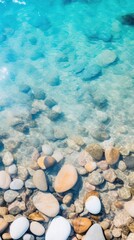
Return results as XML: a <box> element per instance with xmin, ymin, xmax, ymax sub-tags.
<box><xmin>0</xmin><ymin>0</ymin><xmax>134</xmax><ymax>162</ymax></box>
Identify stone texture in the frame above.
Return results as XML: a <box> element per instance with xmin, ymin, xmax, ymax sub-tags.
<box><xmin>17</xmin><ymin>166</ymin><xmax>28</xmax><ymax>181</ymax></box>
<box><xmin>124</xmin><ymin>200</ymin><xmax>134</xmax><ymax>217</ymax></box>
<box><xmin>78</xmin><ymin>151</ymin><xmax>93</xmax><ymax>166</ymax></box>
<box><xmin>10</xmin><ymin>179</ymin><xmax>24</xmax><ymax>190</ymax></box>
<box><xmin>88</xmin><ymin>171</ymin><xmax>104</xmax><ymax>186</ymax></box>
<box><xmin>10</xmin><ymin>216</ymin><xmax>29</xmax><ymax>239</ymax></box>
<box><xmin>54</xmin><ymin>164</ymin><xmax>78</xmax><ymax>193</ymax></box>
<box><xmin>96</xmin><ymin>49</ymin><xmax>117</xmax><ymax>66</ymax></box>
<box><xmin>4</xmin><ymin>190</ymin><xmax>19</xmax><ymax>203</ymax></box>
<box><xmin>0</xmin><ymin>171</ymin><xmax>11</xmax><ymax>190</ymax></box>
<box><xmin>84</xmin><ymin>161</ymin><xmax>97</xmax><ymax>173</ymax></box>
<box><xmin>113</xmin><ymin>209</ymin><xmax>133</xmax><ymax>227</ymax></box>
<box><xmin>0</xmin><ymin>218</ymin><xmax>8</xmax><ymax>234</ymax></box>
<box><xmin>103</xmin><ymin>169</ymin><xmax>116</xmax><ymax>183</ymax></box>
<box><xmin>85</xmin><ymin>144</ymin><xmax>103</xmax><ymax>161</ymax></box>
<box><xmin>84</xmin><ymin>223</ymin><xmax>106</xmax><ymax>240</ymax></box>
<box><xmin>105</xmin><ymin>147</ymin><xmax>120</xmax><ymax>165</ymax></box>
<box><xmin>42</xmin><ymin>144</ymin><xmax>53</xmax><ymax>156</ymax></box>
<box><xmin>0</xmin><ymin>207</ymin><xmax>8</xmax><ymax>217</ymax></box>
<box><xmin>72</xmin><ymin>217</ymin><xmax>92</xmax><ymax>234</ymax></box>
<box><xmin>33</xmin><ymin>170</ymin><xmax>47</xmax><ymax>191</ymax></box>
<box><xmin>2</xmin><ymin>152</ymin><xmax>14</xmax><ymax>166</ymax></box>
<box><xmin>30</xmin><ymin>221</ymin><xmax>45</xmax><ymax>236</ymax></box>
<box><xmin>85</xmin><ymin>196</ymin><xmax>101</xmax><ymax>214</ymax></box>
<box><xmin>118</xmin><ymin>187</ymin><xmax>131</xmax><ymax>200</ymax></box>
<box><xmin>33</xmin><ymin>192</ymin><xmax>60</xmax><ymax>217</ymax></box>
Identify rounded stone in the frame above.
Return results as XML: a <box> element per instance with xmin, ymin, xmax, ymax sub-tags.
<box><xmin>30</xmin><ymin>221</ymin><xmax>45</xmax><ymax>236</ymax></box>
<box><xmin>10</xmin><ymin>216</ymin><xmax>29</xmax><ymax>239</ymax></box>
<box><xmin>0</xmin><ymin>171</ymin><xmax>11</xmax><ymax>190</ymax></box>
<box><xmin>23</xmin><ymin>234</ymin><xmax>35</xmax><ymax>240</ymax></box>
<box><xmin>2</xmin><ymin>152</ymin><xmax>14</xmax><ymax>166</ymax></box>
<box><xmin>124</xmin><ymin>200</ymin><xmax>134</xmax><ymax>217</ymax></box>
<box><xmin>4</xmin><ymin>190</ymin><xmax>19</xmax><ymax>203</ymax></box>
<box><xmin>85</xmin><ymin>144</ymin><xmax>103</xmax><ymax>161</ymax></box>
<box><xmin>33</xmin><ymin>192</ymin><xmax>60</xmax><ymax>217</ymax></box>
<box><xmin>84</xmin><ymin>223</ymin><xmax>106</xmax><ymax>240</ymax></box>
<box><xmin>42</xmin><ymin>144</ymin><xmax>53</xmax><ymax>156</ymax></box>
<box><xmin>112</xmin><ymin>228</ymin><xmax>121</xmax><ymax>238</ymax></box>
<box><xmin>10</xmin><ymin>179</ymin><xmax>24</xmax><ymax>190</ymax></box>
<box><xmin>45</xmin><ymin>216</ymin><xmax>71</xmax><ymax>240</ymax></box>
<box><xmin>127</xmin><ymin>233</ymin><xmax>134</xmax><ymax>240</ymax></box>
<box><xmin>54</xmin><ymin>164</ymin><xmax>78</xmax><ymax>193</ymax></box>
<box><xmin>103</xmin><ymin>169</ymin><xmax>116</xmax><ymax>183</ymax></box>
<box><xmin>85</xmin><ymin>196</ymin><xmax>101</xmax><ymax>214</ymax></box>
<box><xmin>96</xmin><ymin>49</ymin><xmax>117</xmax><ymax>66</ymax></box>
<box><xmin>105</xmin><ymin>147</ymin><xmax>120</xmax><ymax>165</ymax></box>
<box><xmin>6</xmin><ymin>164</ymin><xmax>17</xmax><ymax>175</ymax></box>
<box><xmin>84</xmin><ymin>161</ymin><xmax>97</xmax><ymax>173</ymax></box>
<box><xmin>72</xmin><ymin>217</ymin><xmax>92</xmax><ymax>234</ymax></box>
<box><xmin>33</xmin><ymin>170</ymin><xmax>47</xmax><ymax>191</ymax></box>
<box><xmin>17</xmin><ymin>166</ymin><xmax>28</xmax><ymax>181</ymax></box>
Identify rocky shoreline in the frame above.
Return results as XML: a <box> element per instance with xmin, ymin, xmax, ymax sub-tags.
<box><xmin>0</xmin><ymin>141</ymin><xmax>134</xmax><ymax>240</ymax></box>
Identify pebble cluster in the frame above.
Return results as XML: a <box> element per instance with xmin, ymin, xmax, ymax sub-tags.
<box><xmin>0</xmin><ymin>140</ymin><xmax>134</xmax><ymax>240</ymax></box>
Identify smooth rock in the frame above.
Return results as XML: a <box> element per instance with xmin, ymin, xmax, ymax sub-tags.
<box><xmin>84</xmin><ymin>223</ymin><xmax>106</xmax><ymax>240</ymax></box>
<box><xmin>23</xmin><ymin>234</ymin><xmax>35</xmax><ymax>240</ymax></box>
<box><xmin>17</xmin><ymin>166</ymin><xmax>28</xmax><ymax>181</ymax></box>
<box><xmin>6</xmin><ymin>164</ymin><xmax>17</xmax><ymax>175</ymax></box>
<box><xmin>96</xmin><ymin>50</ymin><xmax>117</xmax><ymax>66</ymax></box>
<box><xmin>54</xmin><ymin>164</ymin><xmax>78</xmax><ymax>193</ymax></box>
<box><xmin>124</xmin><ymin>200</ymin><xmax>134</xmax><ymax>217</ymax></box>
<box><xmin>52</xmin><ymin>150</ymin><xmax>64</xmax><ymax>162</ymax></box>
<box><xmin>2</xmin><ymin>233</ymin><xmax>12</xmax><ymax>239</ymax></box>
<box><xmin>84</xmin><ymin>161</ymin><xmax>97</xmax><ymax>173</ymax></box>
<box><xmin>103</xmin><ymin>169</ymin><xmax>116</xmax><ymax>183</ymax></box>
<box><xmin>30</xmin><ymin>221</ymin><xmax>45</xmax><ymax>236</ymax></box>
<box><xmin>10</xmin><ymin>179</ymin><xmax>24</xmax><ymax>190</ymax></box>
<box><xmin>10</xmin><ymin>216</ymin><xmax>29</xmax><ymax>239</ymax></box>
<box><xmin>0</xmin><ymin>171</ymin><xmax>11</xmax><ymax>189</ymax></box>
<box><xmin>82</xmin><ymin>64</ymin><xmax>101</xmax><ymax>81</ymax></box>
<box><xmin>4</xmin><ymin>190</ymin><xmax>19</xmax><ymax>203</ymax></box>
<box><xmin>85</xmin><ymin>196</ymin><xmax>101</xmax><ymax>214</ymax></box>
<box><xmin>37</xmin><ymin>156</ymin><xmax>56</xmax><ymax>170</ymax></box>
<box><xmin>85</xmin><ymin>144</ymin><xmax>103</xmax><ymax>161</ymax></box>
<box><xmin>42</xmin><ymin>144</ymin><xmax>53</xmax><ymax>156</ymax></box>
<box><xmin>0</xmin><ymin>218</ymin><xmax>8</xmax><ymax>234</ymax></box>
<box><xmin>8</xmin><ymin>200</ymin><xmax>26</xmax><ymax>215</ymax></box>
<box><xmin>0</xmin><ymin>207</ymin><xmax>8</xmax><ymax>216</ymax></box>
<box><xmin>28</xmin><ymin>212</ymin><xmax>45</xmax><ymax>221</ymax></box>
<box><xmin>2</xmin><ymin>152</ymin><xmax>14</xmax><ymax>166</ymax></box>
<box><xmin>45</xmin><ymin>216</ymin><xmax>71</xmax><ymax>240</ymax></box>
<box><xmin>33</xmin><ymin>192</ymin><xmax>60</xmax><ymax>217</ymax></box>
<box><xmin>127</xmin><ymin>233</ymin><xmax>134</xmax><ymax>240</ymax></box>
<box><xmin>72</xmin><ymin>217</ymin><xmax>92</xmax><ymax>234</ymax></box>
<box><xmin>25</xmin><ymin>179</ymin><xmax>36</xmax><ymax>189</ymax></box>
<box><xmin>105</xmin><ymin>147</ymin><xmax>120</xmax><ymax>165</ymax></box>
<box><xmin>33</xmin><ymin>170</ymin><xmax>47</xmax><ymax>191</ymax></box>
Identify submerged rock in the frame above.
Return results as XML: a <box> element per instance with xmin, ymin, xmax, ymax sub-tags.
<box><xmin>72</xmin><ymin>217</ymin><xmax>92</xmax><ymax>234</ymax></box>
<box><xmin>0</xmin><ymin>171</ymin><xmax>11</xmax><ymax>190</ymax></box>
<box><xmin>96</xmin><ymin>49</ymin><xmax>117</xmax><ymax>66</ymax></box>
<box><xmin>82</xmin><ymin>64</ymin><xmax>101</xmax><ymax>81</ymax></box>
<box><xmin>84</xmin><ymin>223</ymin><xmax>106</xmax><ymax>240</ymax></box>
<box><xmin>54</xmin><ymin>164</ymin><xmax>78</xmax><ymax>193</ymax></box>
<box><xmin>33</xmin><ymin>170</ymin><xmax>48</xmax><ymax>191</ymax></box>
<box><xmin>33</xmin><ymin>192</ymin><xmax>60</xmax><ymax>217</ymax></box>
<box><xmin>45</xmin><ymin>216</ymin><xmax>71</xmax><ymax>240</ymax></box>
<box><xmin>85</xmin><ymin>196</ymin><xmax>101</xmax><ymax>214</ymax></box>
<box><xmin>121</xmin><ymin>13</ymin><xmax>134</xmax><ymax>26</ymax></box>
<box><xmin>85</xmin><ymin>144</ymin><xmax>103</xmax><ymax>161</ymax></box>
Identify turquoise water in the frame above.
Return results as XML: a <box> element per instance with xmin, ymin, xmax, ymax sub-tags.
<box><xmin>0</xmin><ymin>0</ymin><xmax>134</xmax><ymax>162</ymax></box>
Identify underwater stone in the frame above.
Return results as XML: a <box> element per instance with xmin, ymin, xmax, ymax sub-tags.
<box><xmin>0</xmin><ymin>141</ymin><xmax>4</xmax><ymax>151</ymax></box>
<box><xmin>31</xmin><ymin>51</ymin><xmax>44</xmax><ymax>61</ymax></box>
<box><xmin>33</xmin><ymin>89</ymin><xmax>46</xmax><ymax>100</ymax></box>
<box><xmin>6</xmin><ymin>50</ymin><xmax>17</xmax><ymax>62</ymax></box>
<box><xmin>19</xmin><ymin>84</ymin><xmax>31</xmax><ymax>94</ymax></box>
<box><xmin>49</xmin><ymin>76</ymin><xmax>61</xmax><ymax>86</ymax></box>
<box><xmin>85</xmin><ymin>196</ymin><xmax>101</xmax><ymax>214</ymax></box>
<box><xmin>121</xmin><ymin>13</ymin><xmax>134</xmax><ymax>26</ymax></box>
<box><xmin>96</xmin><ymin>49</ymin><xmax>117</xmax><ymax>66</ymax></box>
<box><xmin>29</xmin><ymin>37</ymin><xmax>37</xmax><ymax>45</ymax></box>
<box><xmin>124</xmin><ymin>155</ymin><xmax>134</xmax><ymax>170</ymax></box>
<box><xmin>85</xmin><ymin>143</ymin><xmax>103</xmax><ymax>161</ymax></box>
<box><xmin>82</xmin><ymin>64</ymin><xmax>101</xmax><ymax>81</ymax></box>
<box><xmin>90</xmin><ymin>128</ymin><xmax>110</xmax><ymax>141</ymax></box>
<box><xmin>84</xmin><ymin>223</ymin><xmax>106</xmax><ymax>240</ymax></box>
<box><xmin>88</xmin><ymin>171</ymin><xmax>104</xmax><ymax>186</ymax></box>
<box><xmin>45</xmin><ymin>98</ymin><xmax>57</xmax><ymax>108</ymax></box>
<box><xmin>48</xmin><ymin>111</ymin><xmax>63</xmax><ymax>121</ymax></box>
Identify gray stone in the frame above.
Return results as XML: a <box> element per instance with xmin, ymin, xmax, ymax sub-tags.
<box><xmin>23</xmin><ymin>234</ymin><xmax>35</xmax><ymax>240</ymax></box>
<box><xmin>118</xmin><ymin>187</ymin><xmax>131</xmax><ymax>200</ymax></box>
<box><xmin>17</xmin><ymin>166</ymin><xmax>29</xmax><ymax>181</ymax></box>
<box><xmin>88</xmin><ymin>171</ymin><xmax>104</xmax><ymax>186</ymax></box>
<box><xmin>10</xmin><ymin>179</ymin><xmax>24</xmax><ymax>190</ymax></box>
<box><xmin>4</xmin><ymin>190</ymin><xmax>19</xmax><ymax>203</ymax></box>
<box><xmin>2</xmin><ymin>151</ymin><xmax>14</xmax><ymax>166</ymax></box>
<box><xmin>25</xmin><ymin>179</ymin><xmax>36</xmax><ymax>189</ymax></box>
<box><xmin>33</xmin><ymin>170</ymin><xmax>48</xmax><ymax>191</ymax></box>
<box><xmin>82</xmin><ymin>64</ymin><xmax>102</xmax><ymax>81</ymax></box>
<box><xmin>103</xmin><ymin>169</ymin><xmax>116</xmax><ymax>183</ymax></box>
<box><xmin>84</xmin><ymin>223</ymin><xmax>106</xmax><ymax>240</ymax></box>
<box><xmin>124</xmin><ymin>155</ymin><xmax>134</xmax><ymax>170</ymax></box>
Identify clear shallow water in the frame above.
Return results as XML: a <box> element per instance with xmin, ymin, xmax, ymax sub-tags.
<box><xmin>0</xmin><ymin>0</ymin><xmax>134</xmax><ymax>162</ymax></box>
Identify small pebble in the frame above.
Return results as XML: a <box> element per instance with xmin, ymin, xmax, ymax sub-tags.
<box><xmin>30</xmin><ymin>221</ymin><xmax>45</xmax><ymax>236</ymax></box>
<box><xmin>2</xmin><ymin>152</ymin><xmax>14</xmax><ymax>166</ymax></box>
<box><xmin>10</xmin><ymin>179</ymin><xmax>24</xmax><ymax>190</ymax></box>
<box><xmin>42</xmin><ymin>144</ymin><xmax>53</xmax><ymax>156</ymax></box>
<box><xmin>85</xmin><ymin>196</ymin><xmax>101</xmax><ymax>214</ymax></box>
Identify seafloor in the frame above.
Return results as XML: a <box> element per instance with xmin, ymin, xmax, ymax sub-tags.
<box><xmin>0</xmin><ymin>0</ymin><xmax>134</xmax><ymax>239</ymax></box>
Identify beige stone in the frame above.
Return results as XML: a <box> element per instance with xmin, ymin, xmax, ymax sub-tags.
<box><xmin>105</xmin><ymin>147</ymin><xmax>120</xmax><ymax>165</ymax></box>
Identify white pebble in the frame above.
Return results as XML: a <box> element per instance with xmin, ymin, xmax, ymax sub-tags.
<box><xmin>42</xmin><ymin>144</ymin><xmax>53</xmax><ymax>156</ymax></box>
<box><xmin>0</xmin><ymin>170</ymin><xmax>11</xmax><ymax>189</ymax></box>
<box><xmin>45</xmin><ymin>216</ymin><xmax>71</xmax><ymax>240</ymax></box>
<box><xmin>2</xmin><ymin>151</ymin><xmax>14</xmax><ymax>166</ymax></box>
<box><xmin>6</xmin><ymin>164</ymin><xmax>17</xmax><ymax>175</ymax></box>
<box><xmin>85</xmin><ymin>196</ymin><xmax>101</xmax><ymax>214</ymax></box>
<box><xmin>10</xmin><ymin>216</ymin><xmax>29</xmax><ymax>239</ymax></box>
